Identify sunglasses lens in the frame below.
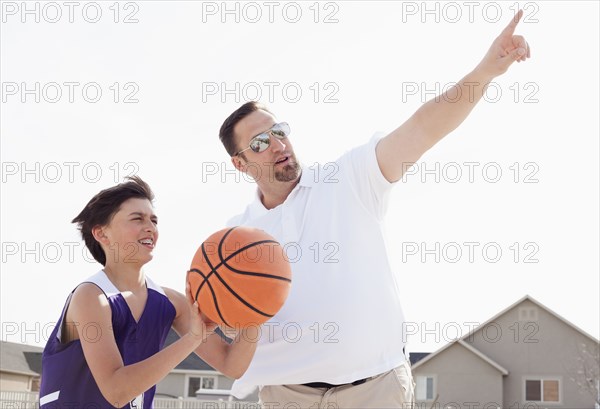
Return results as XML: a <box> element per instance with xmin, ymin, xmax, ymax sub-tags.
<box><xmin>243</xmin><ymin>123</ymin><xmax>291</xmax><ymax>155</ymax></box>
<box><xmin>250</xmin><ymin>135</ymin><xmax>270</xmax><ymax>153</ymax></box>
<box><xmin>271</xmin><ymin>123</ymin><xmax>290</xmax><ymax>139</ymax></box>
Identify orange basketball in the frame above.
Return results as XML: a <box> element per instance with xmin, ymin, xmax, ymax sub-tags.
<box><xmin>188</xmin><ymin>226</ymin><xmax>292</xmax><ymax>328</ymax></box>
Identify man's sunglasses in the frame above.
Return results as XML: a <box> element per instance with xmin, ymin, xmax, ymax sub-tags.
<box><xmin>234</xmin><ymin>122</ymin><xmax>291</xmax><ymax>156</ymax></box>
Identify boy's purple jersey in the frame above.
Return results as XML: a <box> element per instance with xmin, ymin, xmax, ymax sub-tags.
<box><xmin>39</xmin><ymin>270</ymin><xmax>176</xmax><ymax>409</ymax></box>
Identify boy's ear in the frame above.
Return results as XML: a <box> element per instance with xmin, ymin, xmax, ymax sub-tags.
<box><xmin>91</xmin><ymin>225</ymin><xmax>109</xmax><ymax>245</ymax></box>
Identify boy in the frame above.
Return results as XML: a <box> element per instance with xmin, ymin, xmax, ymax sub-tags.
<box><xmin>40</xmin><ymin>176</ymin><xmax>259</xmax><ymax>408</ymax></box>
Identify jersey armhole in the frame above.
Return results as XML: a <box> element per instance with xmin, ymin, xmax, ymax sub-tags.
<box><xmin>57</xmin><ymin>282</ymin><xmax>108</xmax><ymax>343</ymax></box>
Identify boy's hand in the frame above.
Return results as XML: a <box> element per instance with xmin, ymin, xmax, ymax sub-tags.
<box><xmin>185</xmin><ymin>280</ymin><xmax>218</xmax><ymax>341</ymax></box>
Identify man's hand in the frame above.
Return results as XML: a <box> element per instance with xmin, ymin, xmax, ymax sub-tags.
<box><xmin>375</xmin><ymin>10</ymin><xmax>532</xmax><ymax>183</ymax></box>
<box><xmin>475</xmin><ymin>9</ymin><xmax>531</xmax><ymax>78</ymax></box>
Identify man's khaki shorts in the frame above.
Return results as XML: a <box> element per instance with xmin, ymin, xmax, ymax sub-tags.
<box><xmin>259</xmin><ymin>361</ymin><xmax>416</xmax><ymax>409</ymax></box>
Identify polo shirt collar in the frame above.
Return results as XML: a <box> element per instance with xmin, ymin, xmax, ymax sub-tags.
<box><xmin>248</xmin><ymin>163</ymin><xmax>314</xmax><ymax>218</ymax></box>
<box><xmin>297</xmin><ymin>163</ymin><xmax>316</xmax><ymax>188</ymax></box>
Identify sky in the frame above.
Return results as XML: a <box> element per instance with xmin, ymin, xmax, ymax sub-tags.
<box><xmin>1</xmin><ymin>1</ymin><xmax>598</xmax><ymax>354</ymax></box>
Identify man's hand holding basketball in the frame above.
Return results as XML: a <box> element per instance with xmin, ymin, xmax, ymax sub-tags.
<box><xmin>475</xmin><ymin>9</ymin><xmax>531</xmax><ymax>78</ymax></box>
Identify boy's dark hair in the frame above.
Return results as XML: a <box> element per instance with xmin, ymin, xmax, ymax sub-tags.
<box><xmin>72</xmin><ymin>176</ymin><xmax>155</xmax><ymax>266</ymax></box>
<box><xmin>219</xmin><ymin>101</ymin><xmax>273</xmax><ymax>157</ymax></box>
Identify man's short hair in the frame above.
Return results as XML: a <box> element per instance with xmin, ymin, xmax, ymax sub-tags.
<box><xmin>72</xmin><ymin>176</ymin><xmax>155</xmax><ymax>265</ymax></box>
<box><xmin>219</xmin><ymin>101</ymin><xmax>273</xmax><ymax>157</ymax></box>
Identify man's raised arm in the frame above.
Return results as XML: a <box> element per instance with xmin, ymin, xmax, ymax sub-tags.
<box><xmin>376</xmin><ymin>9</ymin><xmax>530</xmax><ymax>183</ymax></box>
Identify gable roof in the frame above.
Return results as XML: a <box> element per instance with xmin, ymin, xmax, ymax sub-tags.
<box><xmin>457</xmin><ymin>340</ymin><xmax>509</xmax><ymax>374</ymax></box>
<box><xmin>460</xmin><ymin>294</ymin><xmax>599</xmax><ymax>344</ymax></box>
<box><xmin>0</xmin><ymin>330</ymin><xmax>225</xmax><ymax>377</ymax></box>
<box><xmin>164</xmin><ymin>329</ymin><xmax>218</xmax><ymax>372</ymax></box>
<box><xmin>409</xmin><ymin>352</ymin><xmax>430</xmax><ymax>366</ymax></box>
<box><xmin>411</xmin><ymin>295</ymin><xmax>598</xmax><ymax>373</ymax></box>
<box><xmin>411</xmin><ymin>339</ymin><xmax>508</xmax><ymax>374</ymax></box>
<box><xmin>0</xmin><ymin>341</ymin><xmax>43</xmax><ymax>377</ymax></box>
<box><xmin>23</xmin><ymin>351</ymin><xmax>43</xmax><ymax>374</ymax></box>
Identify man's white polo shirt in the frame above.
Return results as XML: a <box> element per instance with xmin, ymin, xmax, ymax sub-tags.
<box><xmin>228</xmin><ymin>135</ymin><xmax>407</xmax><ymax>398</ymax></box>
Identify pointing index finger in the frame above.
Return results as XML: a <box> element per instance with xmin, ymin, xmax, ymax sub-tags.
<box><xmin>501</xmin><ymin>9</ymin><xmax>523</xmax><ymax>37</ymax></box>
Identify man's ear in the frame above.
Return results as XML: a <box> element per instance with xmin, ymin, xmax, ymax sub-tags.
<box><xmin>91</xmin><ymin>225</ymin><xmax>109</xmax><ymax>245</ymax></box>
<box><xmin>231</xmin><ymin>155</ymin><xmax>245</xmax><ymax>173</ymax></box>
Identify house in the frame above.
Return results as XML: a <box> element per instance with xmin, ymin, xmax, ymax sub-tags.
<box><xmin>3</xmin><ymin>295</ymin><xmax>597</xmax><ymax>408</ymax></box>
<box><xmin>155</xmin><ymin>329</ymin><xmax>260</xmax><ymax>402</ymax></box>
<box><xmin>411</xmin><ymin>295</ymin><xmax>600</xmax><ymax>409</ymax></box>
<box><xmin>0</xmin><ymin>332</ymin><xmax>258</xmax><ymax>403</ymax></box>
<box><xmin>0</xmin><ymin>341</ymin><xmax>42</xmax><ymax>393</ymax></box>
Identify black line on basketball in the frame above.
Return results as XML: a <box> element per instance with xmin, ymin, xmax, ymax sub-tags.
<box><xmin>192</xmin><ymin>227</ymin><xmax>282</xmax><ymax>320</ymax></box>
<box><xmin>189</xmin><ymin>270</ymin><xmax>230</xmax><ymax>327</ymax></box>
<box><xmin>217</xmin><ymin>228</ymin><xmax>290</xmax><ymax>281</ymax></box>
<box><xmin>190</xmin><ymin>246</ymin><xmax>214</xmax><ymax>295</ymax></box>
<box><xmin>207</xmin><ymin>230</ymin><xmax>274</xmax><ymax>316</ymax></box>
<box><xmin>218</xmin><ymin>227</ymin><xmax>236</xmax><ymax>249</ymax></box>
<box><xmin>205</xmin><ymin>275</ymin><xmax>230</xmax><ymax>327</ymax></box>
<box><xmin>221</xmin><ymin>239</ymin><xmax>279</xmax><ymax>266</ymax></box>
<box><xmin>218</xmin><ymin>228</ymin><xmax>276</xmax><ymax>267</ymax></box>
<box><xmin>222</xmin><ymin>264</ymin><xmax>292</xmax><ymax>283</ymax></box>
<box><xmin>214</xmin><ymin>229</ymin><xmax>285</xmax><ymax>315</ymax></box>
<box><xmin>218</xmin><ymin>228</ymin><xmax>279</xmax><ymax>266</ymax></box>
<box><xmin>198</xmin><ymin>242</ymin><xmax>217</xmax><ymax>290</ymax></box>
<box><xmin>189</xmin><ymin>268</ymin><xmax>207</xmax><ymax>301</ymax></box>
<box><xmin>206</xmin><ymin>274</ymin><xmax>231</xmax><ymax>327</ymax></box>
<box><xmin>200</xmin><ymin>244</ymin><xmax>233</xmax><ymax>327</ymax></box>
<box><xmin>210</xmin><ymin>270</ymin><xmax>274</xmax><ymax>318</ymax></box>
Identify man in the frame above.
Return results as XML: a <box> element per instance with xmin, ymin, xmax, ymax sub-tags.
<box><xmin>218</xmin><ymin>11</ymin><xmax>530</xmax><ymax>408</ymax></box>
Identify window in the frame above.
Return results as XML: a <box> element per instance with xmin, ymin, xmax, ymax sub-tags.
<box><xmin>30</xmin><ymin>378</ymin><xmax>41</xmax><ymax>392</ymax></box>
<box><xmin>518</xmin><ymin>306</ymin><xmax>538</xmax><ymax>322</ymax></box>
<box><xmin>187</xmin><ymin>376</ymin><xmax>217</xmax><ymax>397</ymax></box>
<box><xmin>525</xmin><ymin>378</ymin><xmax>560</xmax><ymax>403</ymax></box>
<box><xmin>416</xmin><ymin>376</ymin><xmax>435</xmax><ymax>401</ymax></box>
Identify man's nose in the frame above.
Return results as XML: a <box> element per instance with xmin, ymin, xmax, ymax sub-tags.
<box><xmin>270</xmin><ymin>136</ymin><xmax>286</xmax><ymax>152</ymax></box>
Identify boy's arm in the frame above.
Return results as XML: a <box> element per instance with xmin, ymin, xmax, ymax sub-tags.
<box><xmin>69</xmin><ymin>283</ymin><xmax>212</xmax><ymax>407</ymax></box>
<box><xmin>376</xmin><ymin>10</ymin><xmax>530</xmax><ymax>183</ymax></box>
<box><xmin>165</xmin><ymin>286</ymin><xmax>259</xmax><ymax>380</ymax></box>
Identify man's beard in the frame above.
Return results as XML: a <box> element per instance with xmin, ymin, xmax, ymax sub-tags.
<box><xmin>274</xmin><ymin>155</ymin><xmax>301</xmax><ymax>182</ymax></box>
